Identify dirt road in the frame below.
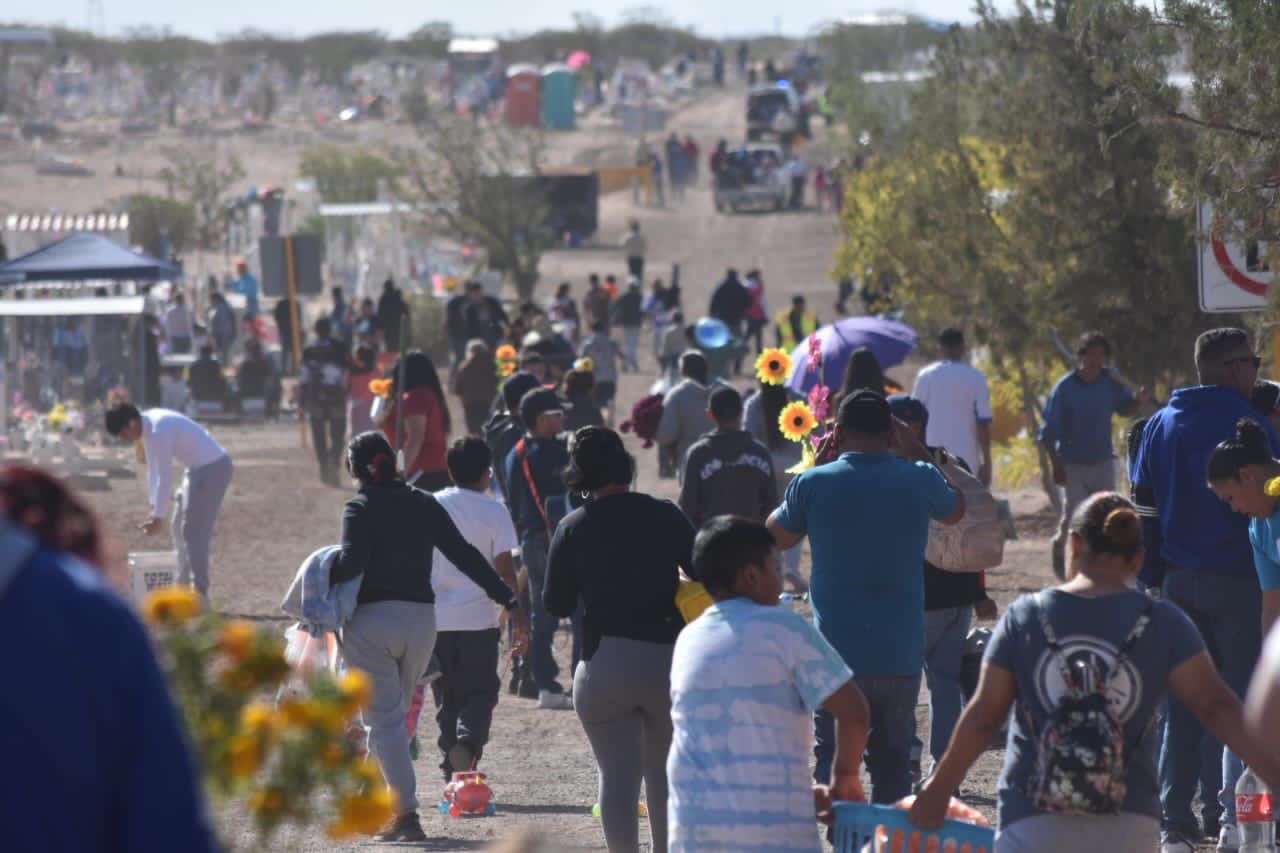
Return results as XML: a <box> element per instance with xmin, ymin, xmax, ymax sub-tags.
<box><xmin>86</xmin><ymin>88</ymin><xmax>1067</xmax><ymax>851</ymax></box>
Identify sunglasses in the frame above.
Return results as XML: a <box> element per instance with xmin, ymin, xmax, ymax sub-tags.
<box><xmin>1224</xmin><ymin>355</ymin><xmax>1263</xmax><ymax>369</ymax></box>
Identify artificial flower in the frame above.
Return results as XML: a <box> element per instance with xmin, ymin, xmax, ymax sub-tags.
<box><xmin>142</xmin><ymin>586</ymin><xmax>202</xmax><ymax>626</ymax></box>
<box><xmin>218</xmin><ymin>620</ymin><xmax>257</xmax><ymax>662</ymax></box>
<box><xmin>574</xmin><ymin>356</ymin><xmax>595</xmax><ymax>373</ymax></box>
<box><xmin>755</xmin><ymin>348</ymin><xmax>792</xmax><ymax>386</ymax></box>
<box><xmin>808</xmin><ymin>383</ymin><xmax>831</xmax><ymax>422</ymax></box>
<box><xmin>327</xmin><ymin>787</ymin><xmax>397</xmax><ymax>838</ymax></box>
<box><xmin>228</xmin><ymin>734</ymin><xmax>264</xmax><ymax>778</ymax></box>
<box><xmin>1267</xmin><ymin>476</ymin><xmax>1280</xmax><ymax>497</ymax></box>
<box><xmin>807</xmin><ymin>333</ymin><xmax>823</xmax><ymax>372</ymax></box>
<box><xmin>779</xmin><ymin>401</ymin><xmax>818</xmax><ymax>443</ymax></box>
<box><xmin>368</xmin><ymin>379</ymin><xmax>392</xmax><ymax>399</ymax></box>
<box><xmin>495</xmin><ymin>344</ymin><xmax>518</xmax><ymax>363</ymax></box>
<box><xmin>338</xmin><ymin>669</ymin><xmax>374</xmax><ymax>715</ymax></box>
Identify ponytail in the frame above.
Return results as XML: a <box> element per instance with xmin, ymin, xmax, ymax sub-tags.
<box><xmin>347</xmin><ymin>431</ymin><xmax>401</xmax><ymax>485</ymax></box>
<box><xmin>1070</xmin><ymin>492</ymin><xmax>1142</xmax><ymax>559</ymax></box>
<box><xmin>1207</xmin><ymin>418</ymin><xmax>1273</xmax><ymax>483</ymax></box>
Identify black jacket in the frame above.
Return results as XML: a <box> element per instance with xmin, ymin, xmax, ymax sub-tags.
<box><xmin>678</xmin><ymin>428</ymin><xmax>778</xmax><ymax>527</ymax></box>
<box><xmin>709</xmin><ymin>276</ymin><xmax>750</xmax><ymax>329</ymax></box>
<box><xmin>332</xmin><ymin>481</ymin><xmax>514</xmax><ymax>607</ymax></box>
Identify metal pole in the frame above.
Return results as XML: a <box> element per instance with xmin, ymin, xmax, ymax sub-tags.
<box><xmin>284</xmin><ymin>235</ymin><xmax>306</xmax><ymax>448</ymax></box>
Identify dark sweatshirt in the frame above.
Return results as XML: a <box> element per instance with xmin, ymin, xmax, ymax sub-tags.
<box><xmin>678</xmin><ymin>428</ymin><xmax>778</xmax><ymax>526</ymax></box>
<box><xmin>504</xmin><ymin>435</ymin><xmax>570</xmax><ymax>540</ymax></box>
<box><xmin>332</xmin><ymin>481</ymin><xmax>515</xmax><ymax>607</ymax></box>
<box><xmin>545</xmin><ymin>492</ymin><xmax>694</xmax><ymax>660</ymax></box>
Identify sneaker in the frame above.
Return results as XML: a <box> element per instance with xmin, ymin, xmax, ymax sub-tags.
<box><xmin>376</xmin><ymin>812</ymin><xmax>427</xmax><ymax>843</ymax></box>
<box><xmin>538</xmin><ymin>689</ymin><xmax>574</xmax><ymax>710</ymax></box>
<box><xmin>1217</xmin><ymin>824</ymin><xmax>1240</xmax><ymax>852</ymax></box>
<box><xmin>1160</xmin><ymin>831</ymin><xmax>1196</xmax><ymax>853</ymax></box>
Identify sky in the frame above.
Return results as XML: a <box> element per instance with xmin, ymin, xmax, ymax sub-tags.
<box><xmin>18</xmin><ymin>0</ymin><xmax>981</xmax><ymax>41</ymax></box>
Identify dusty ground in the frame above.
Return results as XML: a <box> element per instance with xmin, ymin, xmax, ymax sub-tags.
<box><xmin>74</xmin><ymin>87</ymin><xmax>1142</xmax><ymax>851</ymax></box>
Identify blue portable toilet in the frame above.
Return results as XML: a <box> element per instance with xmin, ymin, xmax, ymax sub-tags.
<box><xmin>541</xmin><ymin>63</ymin><xmax>577</xmax><ymax>130</ymax></box>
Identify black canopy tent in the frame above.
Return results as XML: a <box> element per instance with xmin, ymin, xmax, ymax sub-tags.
<box><xmin>0</xmin><ymin>233</ymin><xmax>181</xmax><ymax>423</ymax></box>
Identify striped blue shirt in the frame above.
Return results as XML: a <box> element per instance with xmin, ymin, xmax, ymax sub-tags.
<box><xmin>667</xmin><ymin>598</ymin><xmax>852</xmax><ymax>852</ymax></box>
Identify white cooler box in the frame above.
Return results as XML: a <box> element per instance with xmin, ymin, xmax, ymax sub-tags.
<box><xmin>129</xmin><ymin>550</ymin><xmax>180</xmax><ymax>601</ymax></box>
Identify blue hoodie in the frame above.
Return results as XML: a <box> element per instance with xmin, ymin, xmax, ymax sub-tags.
<box><xmin>1134</xmin><ymin>385</ymin><xmax>1280</xmax><ymax>576</ymax></box>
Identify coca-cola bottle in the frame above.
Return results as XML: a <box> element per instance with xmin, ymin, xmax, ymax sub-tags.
<box><xmin>1236</xmin><ymin>764</ymin><xmax>1276</xmax><ymax>851</ymax></box>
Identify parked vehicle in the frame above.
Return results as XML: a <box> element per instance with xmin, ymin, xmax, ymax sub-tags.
<box><xmin>713</xmin><ymin>144</ymin><xmax>791</xmax><ymax>213</ymax></box>
<box><xmin>746</xmin><ymin>83</ymin><xmax>804</xmax><ymax>144</ymax></box>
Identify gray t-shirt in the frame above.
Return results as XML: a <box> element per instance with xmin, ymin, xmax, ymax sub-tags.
<box><xmin>986</xmin><ymin>589</ymin><xmax>1204</xmax><ymax>829</ymax></box>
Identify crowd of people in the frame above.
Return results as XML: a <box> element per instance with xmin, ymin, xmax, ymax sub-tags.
<box><xmin>18</xmin><ymin>225</ymin><xmax>1280</xmax><ymax>853</ymax></box>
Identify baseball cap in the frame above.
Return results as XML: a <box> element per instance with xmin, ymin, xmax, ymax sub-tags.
<box><xmin>519</xmin><ymin>388</ymin><xmax>564</xmax><ymax>427</ymax></box>
<box><xmin>887</xmin><ymin>394</ymin><xmax>929</xmax><ymax>428</ymax></box>
<box><xmin>502</xmin><ymin>372</ymin><xmax>541</xmax><ymax>418</ymax></box>
<box><xmin>838</xmin><ymin>389</ymin><xmax>891</xmax><ymax>435</ymax></box>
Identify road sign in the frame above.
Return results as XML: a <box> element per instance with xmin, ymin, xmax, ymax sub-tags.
<box><xmin>1198</xmin><ymin>201</ymin><xmax>1273</xmax><ymax>313</ymax></box>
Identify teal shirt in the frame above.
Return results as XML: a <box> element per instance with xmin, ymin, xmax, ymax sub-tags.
<box><xmin>1249</xmin><ymin>506</ymin><xmax>1280</xmax><ymax>592</ymax></box>
<box><xmin>775</xmin><ymin>451</ymin><xmax>958</xmax><ymax>677</ymax></box>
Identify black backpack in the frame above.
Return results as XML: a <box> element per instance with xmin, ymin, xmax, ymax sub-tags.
<box><xmin>1030</xmin><ymin>593</ymin><xmax>1153</xmax><ymax>815</ymax></box>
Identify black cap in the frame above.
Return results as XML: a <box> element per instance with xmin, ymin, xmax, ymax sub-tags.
<box><xmin>519</xmin><ymin>388</ymin><xmax>564</xmax><ymax>428</ymax></box>
<box><xmin>887</xmin><ymin>394</ymin><xmax>928</xmax><ymax>428</ymax></box>
<box><xmin>839</xmin><ymin>389</ymin><xmax>891</xmax><ymax>435</ymax></box>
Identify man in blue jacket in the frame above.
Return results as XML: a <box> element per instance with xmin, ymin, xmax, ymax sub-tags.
<box><xmin>1133</xmin><ymin>327</ymin><xmax>1279</xmax><ymax>852</ymax></box>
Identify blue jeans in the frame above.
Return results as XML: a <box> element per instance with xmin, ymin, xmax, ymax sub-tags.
<box><xmin>815</xmin><ymin>673</ymin><xmax>920</xmax><ymax>804</ymax></box>
<box><xmin>922</xmin><ymin>606</ymin><xmax>972</xmax><ymax>765</ymax></box>
<box><xmin>520</xmin><ymin>531</ymin><xmax>562</xmax><ymax>693</ymax></box>
<box><xmin>1159</xmin><ymin>569</ymin><xmax>1261</xmax><ymax>832</ymax></box>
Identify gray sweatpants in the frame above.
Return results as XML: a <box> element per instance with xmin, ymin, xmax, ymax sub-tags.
<box><xmin>173</xmin><ymin>454</ymin><xmax>232</xmax><ymax>597</ymax></box>
<box><xmin>342</xmin><ymin>601</ymin><xmax>437</xmax><ymax>817</ymax></box>
<box><xmin>1051</xmin><ymin>458</ymin><xmax>1116</xmax><ymax>575</ymax></box>
<box><xmin>573</xmin><ymin>636</ymin><xmax>674</xmax><ymax>853</ymax></box>
<box><xmin>995</xmin><ymin>812</ymin><xmax>1158</xmax><ymax>851</ymax></box>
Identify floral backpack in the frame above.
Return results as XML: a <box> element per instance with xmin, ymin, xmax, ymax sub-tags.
<box><xmin>1030</xmin><ymin>593</ymin><xmax>1153</xmax><ymax>815</ymax></box>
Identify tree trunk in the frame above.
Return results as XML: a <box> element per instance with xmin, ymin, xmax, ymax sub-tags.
<box><xmin>1017</xmin><ymin>360</ymin><xmax>1060</xmax><ymax>510</ymax></box>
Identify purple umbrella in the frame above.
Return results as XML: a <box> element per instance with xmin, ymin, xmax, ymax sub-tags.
<box><xmin>787</xmin><ymin>316</ymin><xmax>918</xmax><ymax>394</ymax></box>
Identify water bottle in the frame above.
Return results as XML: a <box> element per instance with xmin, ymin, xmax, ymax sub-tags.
<box><xmin>1236</xmin><ymin>765</ymin><xmax>1276</xmax><ymax>851</ymax></box>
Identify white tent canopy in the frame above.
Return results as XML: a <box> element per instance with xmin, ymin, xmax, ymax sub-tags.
<box><xmin>0</xmin><ymin>296</ymin><xmax>145</xmax><ymax>317</ymax></box>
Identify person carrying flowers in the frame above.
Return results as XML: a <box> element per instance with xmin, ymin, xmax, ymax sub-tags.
<box><xmin>767</xmin><ymin>390</ymin><xmax>966</xmax><ymax>803</ymax></box>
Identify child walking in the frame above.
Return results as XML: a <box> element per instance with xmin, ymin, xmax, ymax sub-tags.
<box><xmin>668</xmin><ymin>517</ymin><xmax>870</xmax><ymax>852</ymax></box>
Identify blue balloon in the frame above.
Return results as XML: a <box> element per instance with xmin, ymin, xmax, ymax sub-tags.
<box><xmin>694</xmin><ymin>317</ymin><xmax>732</xmax><ymax>350</ymax></box>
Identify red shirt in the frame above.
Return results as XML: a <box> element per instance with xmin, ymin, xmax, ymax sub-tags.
<box><xmin>384</xmin><ymin>388</ymin><xmax>448</xmax><ymax>475</ymax></box>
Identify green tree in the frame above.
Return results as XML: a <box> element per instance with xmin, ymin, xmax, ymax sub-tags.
<box><xmin>299</xmin><ymin>145</ymin><xmax>400</xmax><ymax>204</ymax></box>
<box><xmin>834</xmin><ymin>0</ymin><xmax>1229</xmax><ymax>494</ymax></box>
<box><xmin>125</xmin><ymin>194</ymin><xmax>196</xmax><ymax>259</ymax></box>
<box><xmin>159</xmin><ymin>147</ymin><xmax>245</xmax><ymax>251</ymax></box>
<box><xmin>394</xmin><ymin>116</ymin><xmax>550</xmax><ymax>301</ymax></box>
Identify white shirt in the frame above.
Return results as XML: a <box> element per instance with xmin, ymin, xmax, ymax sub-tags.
<box><xmin>164</xmin><ymin>304</ymin><xmax>194</xmax><ymax>339</ymax></box>
<box><xmin>141</xmin><ymin>409</ymin><xmax>227</xmax><ymax>517</ymax></box>
<box><xmin>912</xmin><ymin>359</ymin><xmax>993</xmax><ymax>473</ymax></box>
<box><xmin>431</xmin><ymin>486</ymin><xmax>519</xmax><ymax>632</ymax></box>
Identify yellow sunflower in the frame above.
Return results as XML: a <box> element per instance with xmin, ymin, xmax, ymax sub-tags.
<box><xmin>495</xmin><ymin>344</ymin><xmax>518</xmax><ymax>363</ymax></box>
<box><xmin>1267</xmin><ymin>476</ymin><xmax>1280</xmax><ymax>497</ymax></box>
<box><xmin>755</xmin><ymin>348</ymin><xmax>792</xmax><ymax>386</ymax></box>
<box><xmin>142</xmin><ymin>586</ymin><xmax>202</xmax><ymax>626</ymax></box>
<box><xmin>779</xmin><ymin>401</ymin><xmax>818</xmax><ymax>443</ymax></box>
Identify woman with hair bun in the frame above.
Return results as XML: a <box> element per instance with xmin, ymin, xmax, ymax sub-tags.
<box><xmin>908</xmin><ymin>491</ymin><xmax>1280</xmax><ymax>851</ymax></box>
<box><xmin>1209</xmin><ymin>417</ymin><xmax>1280</xmax><ymax>635</ymax></box>
<box><xmin>330</xmin><ymin>431</ymin><xmax>518</xmax><ymax>842</ymax></box>
<box><xmin>544</xmin><ymin>426</ymin><xmax>696</xmax><ymax>853</ymax></box>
